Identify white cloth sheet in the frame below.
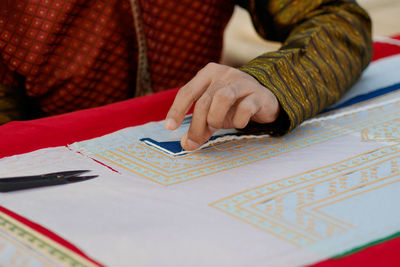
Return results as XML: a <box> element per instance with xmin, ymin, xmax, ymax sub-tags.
<box><xmin>1</xmin><ymin>54</ymin><xmax>400</xmax><ymax>267</ymax></box>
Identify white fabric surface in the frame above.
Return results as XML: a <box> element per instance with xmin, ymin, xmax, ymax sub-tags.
<box><xmin>1</xmin><ymin>54</ymin><xmax>400</xmax><ymax>267</ymax></box>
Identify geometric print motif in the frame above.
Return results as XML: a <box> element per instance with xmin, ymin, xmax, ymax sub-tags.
<box><xmin>84</xmin><ymin>99</ymin><xmax>400</xmax><ymax>186</ymax></box>
<box><xmin>211</xmin><ymin>144</ymin><xmax>400</xmax><ymax>247</ymax></box>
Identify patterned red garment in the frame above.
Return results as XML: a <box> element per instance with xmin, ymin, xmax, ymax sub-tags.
<box><xmin>0</xmin><ymin>0</ymin><xmax>234</xmax><ymax>115</ymax></box>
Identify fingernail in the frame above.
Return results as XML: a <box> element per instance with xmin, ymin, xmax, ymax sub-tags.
<box><xmin>181</xmin><ymin>133</ymin><xmax>201</xmax><ymax>151</ymax></box>
<box><xmin>186</xmin><ymin>138</ymin><xmax>200</xmax><ymax>151</ymax></box>
<box><xmin>165</xmin><ymin>118</ymin><xmax>177</xmax><ymax>130</ymax></box>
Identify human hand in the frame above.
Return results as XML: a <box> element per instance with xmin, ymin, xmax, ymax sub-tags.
<box><xmin>165</xmin><ymin>63</ymin><xmax>279</xmax><ymax>151</ymax></box>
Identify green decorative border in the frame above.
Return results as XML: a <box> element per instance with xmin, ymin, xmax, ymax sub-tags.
<box><xmin>0</xmin><ymin>212</ymin><xmax>97</xmax><ymax>267</ymax></box>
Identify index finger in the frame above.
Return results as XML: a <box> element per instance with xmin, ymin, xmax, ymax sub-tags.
<box><xmin>165</xmin><ymin>69</ymin><xmax>212</xmax><ymax>130</ymax></box>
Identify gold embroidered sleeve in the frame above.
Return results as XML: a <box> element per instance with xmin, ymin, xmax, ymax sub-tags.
<box><xmin>236</xmin><ymin>0</ymin><xmax>372</xmax><ymax>135</ymax></box>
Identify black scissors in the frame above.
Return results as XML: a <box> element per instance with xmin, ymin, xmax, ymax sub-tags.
<box><xmin>0</xmin><ymin>170</ymin><xmax>97</xmax><ymax>192</ymax></box>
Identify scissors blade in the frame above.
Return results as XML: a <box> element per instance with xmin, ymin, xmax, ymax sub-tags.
<box><xmin>0</xmin><ymin>170</ymin><xmax>95</xmax><ymax>192</ymax></box>
<box><xmin>42</xmin><ymin>170</ymin><xmax>91</xmax><ymax>179</ymax></box>
<box><xmin>67</xmin><ymin>175</ymin><xmax>98</xmax><ymax>183</ymax></box>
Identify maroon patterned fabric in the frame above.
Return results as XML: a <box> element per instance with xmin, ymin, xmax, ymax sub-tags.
<box><xmin>140</xmin><ymin>0</ymin><xmax>234</xmax><ymax>92</ymax></box>
<box><xmin>0</xmin><ymin>0</ymin><xmax>234</xmax><ymax>115</ymax></box>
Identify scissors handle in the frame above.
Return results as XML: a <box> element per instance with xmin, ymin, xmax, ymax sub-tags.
<box><xmin>0</xmin><ymin>178</ymin><xmax>69</xmax><ymax>192</ymax></box>
<box><xmin>0</xmin><ymin>170</ymin><xmax>95</xmax><ymax>192</ymax></box>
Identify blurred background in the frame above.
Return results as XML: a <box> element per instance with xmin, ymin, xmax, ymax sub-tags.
<box><xmin>222</xmin><ymin>0</ymin><xmax>400</xmax><ymax>66</ymax></box>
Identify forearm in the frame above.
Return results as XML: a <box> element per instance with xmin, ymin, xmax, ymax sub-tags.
<box><xmin>238</xmin><ymin>0</ymin><xmax>372</xmax><ymax>135</ymax></box>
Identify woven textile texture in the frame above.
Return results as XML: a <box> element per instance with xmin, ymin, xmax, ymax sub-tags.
<box><xmin>139</xmin><ymin>0</ymin><xmax>234</xmax><ymax>92</ymax></box>
<box><xmin>0</xmin><ymin>0</ymin><xmax>233</xmax><ymax>115</ymax></box>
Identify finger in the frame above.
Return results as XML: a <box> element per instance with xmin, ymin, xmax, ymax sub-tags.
<box><xmin>231</xmin><ymin>95</ymin><xmax>261</xmax><ymax>129</ymax></box>
<box><xmin>251</xmin><ymin>91</ymin><xmax>280</xmax><ymax>124</ymax></box>
<box><xmin>181</xmin><ymin>92</ymin><xmax>216</xmax><ymax>151</ymax></box>
<box><xmin>207</xmin><ymin>82</ymin><xmax>253</xmax><ymax>129</ymax></box>
<box><xmin>165</xmin><ymin>66</ymin><xmax>215</xmax><ymax>130</ymax></box>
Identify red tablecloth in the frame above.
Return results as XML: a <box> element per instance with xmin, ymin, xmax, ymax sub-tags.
<box><xmin>1</xmin><ymin>36</ymin><xmax>400</xmax><ymax>267</ymax></box>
